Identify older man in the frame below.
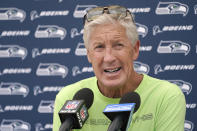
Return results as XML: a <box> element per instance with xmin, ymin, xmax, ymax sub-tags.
<box><xmin>53</xmin><ymin>5</ymin><xmax>186</xmax><ymax>131</ymax></box>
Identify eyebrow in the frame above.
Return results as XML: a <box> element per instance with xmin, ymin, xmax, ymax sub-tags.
<box><xmin>91</xmin><ymin>41</ymin><xmax>104</xmax><ymax>45</ymax></box>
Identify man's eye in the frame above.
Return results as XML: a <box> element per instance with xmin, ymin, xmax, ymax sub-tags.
<box><xmin>93</xmin><ymin>45</ymin><xmax>104</xmax><ymax>51</ymax></box>
<box><xmin>95</xmin><ymin>45</ymin><xmax>104</xmax><ymax>49</ymax></box>
<box><xmin>117</xmin><ymin>43</ymin><xmax>123</xmax><ymax>46</ymax></box>
<box><xmin>114</xmin><ymin>43</ymin><xmax>124</xmax><ymax>49</ymax></box>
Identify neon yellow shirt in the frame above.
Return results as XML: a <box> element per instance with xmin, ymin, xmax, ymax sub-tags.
<box><xmin>53</xmin><ymin>74</ymin><xmax>186</xmax><ymax>131</ymax></box>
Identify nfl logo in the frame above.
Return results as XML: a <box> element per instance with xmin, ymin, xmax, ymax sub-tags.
<box><xmin>80</xmin><ymin>109</ymin><xmax>85</xmax><ymax>119</ymax></box>
<box><xmin>65</xmin><ymin>101</ymin><xmax>80</xmax><ymax>109</ymax></box>
<box><xmin>80</xmin><ymin>106</ymin><xmax>87</xmax><ymax>121</ymax></box>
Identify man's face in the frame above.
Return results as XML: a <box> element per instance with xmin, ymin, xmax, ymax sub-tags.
<box><xmin>87</xmin><ymin>23</ymin><xmax>139</xmax><ymax>90</ymax></box>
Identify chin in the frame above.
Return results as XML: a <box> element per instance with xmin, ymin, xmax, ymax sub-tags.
<box><xmin>100</xmin><ymin>79</ymin><xmax>124</xmax><ymax>90</ymax></box>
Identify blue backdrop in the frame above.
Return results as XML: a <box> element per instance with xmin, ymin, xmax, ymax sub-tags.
<box><xmin>0</xmin><ymin>0</ymin><xmax>196</xmax><ymax>131</ymax></box>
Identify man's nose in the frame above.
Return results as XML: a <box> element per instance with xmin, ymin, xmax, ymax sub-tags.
<box><xmin>103</xmin><ymin>48</ymin><xmax>116</xmax><ymax>63</ymax></box>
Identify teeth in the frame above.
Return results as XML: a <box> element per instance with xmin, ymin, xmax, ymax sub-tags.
<box><xmin>105</xmin><ymin>67</ymin><xmax>120</xmax><ymax>73</ymax></box>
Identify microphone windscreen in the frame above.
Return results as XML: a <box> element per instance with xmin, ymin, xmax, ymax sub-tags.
<box><xmin>119</xmin><ymin>92</ymin><xmax>141</xmax><ymax>113</ymax></box>
<box><xmin>73</xmin><ymin>88</ymin><xmax>94</xmax><ymax>109</ymax></box>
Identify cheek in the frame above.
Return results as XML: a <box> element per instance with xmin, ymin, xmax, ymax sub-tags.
<box><xmin>126</xmin><ymin>49</ymin><xmax>136</xmax><ymax>60</ymax></box>
<box><xmin>119</xmin><ymin>51</ymin><xmax>133</xmax><ymax>61</ymax></box>
<box><xmin>89</xmin><ymin>53</ymin><xmax>102</xmax><ymax>65</ymax></box>
<box><xmin>91</xmin><ymin>58</ymin><xmax>103</xmax><ymax>75</ymax></box>
<box><xmin>119</xmin><ymin>52</ymin><xmax>134</xmax><ymax>69</ymax></box>
<box><xmin>87</xmin><ymin>51</ymin><xmax>96</xmax><ymax>63</ymax></box>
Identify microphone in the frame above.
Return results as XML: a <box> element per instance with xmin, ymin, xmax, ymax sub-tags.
<box><xmin>58</xmin><ymin>88</ymin><xmax>94</xmax><ymax>131</ymax></box>
<box><xmin>103</xmin><ymin>92</ymin><xmax>140</xmax><ymax>131</ymax></box>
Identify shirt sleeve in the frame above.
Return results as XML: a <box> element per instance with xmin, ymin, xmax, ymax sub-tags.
<box><xmin>155</xmin><ymin>88</ymin><xmax>186</xmax><ymax>131</ymax></box>
<box><xmin>53</xmin><ymin>95</ymin><xmax>65</xmax><ymax>131</ymax></box>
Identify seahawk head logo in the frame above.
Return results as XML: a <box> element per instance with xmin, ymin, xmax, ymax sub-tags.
<box><xmin>184</xmin><ymin>120</ymin><xmax>194</xmax><ymax>131</ymax></box>
<box><xmin>136</xmin><ymin>23</ymin><xmax>148</xmax><ymax>38</ymax></box>
<box><xmin>155</xmin><ymin>2</ymin><xmax>189</xmax><ymax>16</ymax></box>
<box><xmin>168</xmin><ymin>80</ymin><xmax>192</xmax><ymax>95</ymax></box>
<box><xmin>0</xmin><ymin>8</ymin><xmax>26</xmax><ymax>22</ymax></box>
<box><xmin>133</xmin><ymin>61</ymin><xmax>150</xmax><ymax>74</ymax></box>
<box><xmin>157</xmin><ymin>40</ymin><xmax>190</xmax><ymax>55</ymax></box>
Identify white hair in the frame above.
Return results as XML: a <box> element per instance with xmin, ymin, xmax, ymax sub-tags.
<box><xmin>83</xmin><ymin>13</ymin><xmax>139</xmax><ymax>48</ymax></box>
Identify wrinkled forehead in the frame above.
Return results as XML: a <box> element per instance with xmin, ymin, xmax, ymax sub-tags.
<box><xmin>88</xmin><ymin>23</ymin><xmax>129</xmax><ymax>44</ymax></box>
<box><xmin>91</xmin><ymin>21</ymin><xmax>126</xmax><ymax>34</ymax></box>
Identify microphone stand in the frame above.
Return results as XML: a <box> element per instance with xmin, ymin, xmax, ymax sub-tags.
<box><xmin>59</xmin><ymin>117</ymin><xmax>74</xmax><ymax>131</ymax></box>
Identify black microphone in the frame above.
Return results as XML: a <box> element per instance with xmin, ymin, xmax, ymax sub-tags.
<box><xmin>103</xmin><ymin>92</ymin><xmax>141</xmax><ymax>131</ymax></box>
<box><xmin>58</xmin><ymin>88</ymin><xmax>94</xmax><ymax>131</ymax></box>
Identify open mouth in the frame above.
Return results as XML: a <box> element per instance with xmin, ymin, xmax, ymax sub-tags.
<box><xmin>104</xmin><ymin>67</ymin><xmax>121</xmax><ymax>73</ymax></box>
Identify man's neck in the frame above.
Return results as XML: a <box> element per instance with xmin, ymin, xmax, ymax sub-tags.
<box><xmin>98</xmin><ymin>73</ymin><xmax>143</xmax><ymax>98</ymax></box>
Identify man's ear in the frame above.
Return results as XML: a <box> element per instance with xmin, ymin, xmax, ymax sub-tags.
<box><xmin>87</xmin><ymin>49</ymin><xmax>92</xmax><ymax>63</ymax></box>
<box><xmin>133</xmin><ymin>40</ymin><xmax>140</xmax><ymax>60</ymax></box>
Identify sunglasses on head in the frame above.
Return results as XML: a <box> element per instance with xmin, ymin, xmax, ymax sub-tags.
<box><xmin>83</xmin><ymin>5</ymin><xmax>135</xmax><ymax>24</ymax></box>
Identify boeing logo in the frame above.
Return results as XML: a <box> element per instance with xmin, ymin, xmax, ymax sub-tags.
<box><xmin>0</xmin><ymin>8</ymin><xmax>26</xmax><ymax>22</ymax></box>
<box><xmin>36</xmin><ymin>63</ymin><xmax>68</xmax><ymax>78</ymax></box>
<box><xmin>73</xmin><ymin>5</ymin><xmax>97</xmax><ymax>18</ymax></box>
<box><xmin>0</xmin><ymin>68</ymin><xmax>31</xmax><ymax>76</ymax></box>
<box><xmin>168</xmin><ymin>80</ymin><xmax>192</xmax><ymax>95</ymax></box>
<box><xmin>0</xmin><ymin>105</ymin><xmax>33</xmax><ymax>112</ymax></box>
<box><xmin>153</xmin><ymin>25</ymin><xmax>193</xmax><ymax>36</ymax></box>
<box><xmin>72</xmin><ymin>66</ymin><xmax>93</xmax><ymax>76</ymax></box>
<box><xmin>34</xmin><ymin>25</ymin><xmax>66</xmax><ymax>40</ymax></box>
<box><xmin>30</xmin><ymin>10</ymin><xmax>69</xmax><ymax>21</ymax></box>
<box><xmin>33</xmin><ymin>85</ymin><xmax>63</xmax><ymax>96</ymax></box>
<box><xmin>184</xmin><ymin>120</ymin><xmax>194</xmax><ymax>131</ymax></box>
<box><xmin>157</xmin><ymin>40</ymin><xmax>190</xmax><ymax>55</ymax></box>
<box><xmin>154</xmin><ymin>64</ymin><xmax>195</xmax><ymax>74</ymax></box>
<box><xmin>0</xmin><ymin>44</ymin><xmax>27</xmax><ymax>60</ymax></box>
<box><xmin>32</xmin><ymin>48</ymin><xmax>70</xmax><ymax>58</ymax></box>
<box><xmin>128</xmin><ymin>7</ymin><xmax>151</xmax><ymax>13</ymax></box>
<box><xmin>155</xmin><ymin>2</ymin><xmax>189</xmax><ymax>16</ymax></box>
<box><xmin>136</xmin><ymin>23</ymin><xmax>148</xmax><ymax>38</ymax></box>
<box><xmin>0</xmin><ymin>30</ymin><xmax>30</xmax><ymax>37</ymax></box>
